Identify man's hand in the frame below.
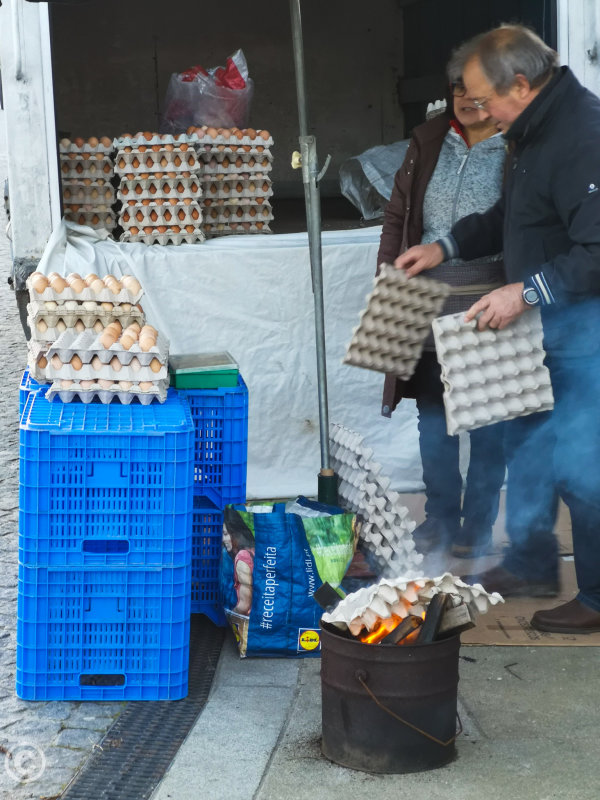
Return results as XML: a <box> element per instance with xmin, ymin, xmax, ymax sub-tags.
<box><xmin>394</xmin><ymin>243</ymin><xmax>444</xmax><ymax>277</ymax></box>
<box><xmin>464</xmin><ymin>282</ymin><xmax>527</xmax><ymax>330</ymax></box>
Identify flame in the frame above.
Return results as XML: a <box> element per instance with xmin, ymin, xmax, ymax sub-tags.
<box><xmin>359</xmin><ymin>614</ymin><xmax>404</xmax><ymax>644</ymax></box>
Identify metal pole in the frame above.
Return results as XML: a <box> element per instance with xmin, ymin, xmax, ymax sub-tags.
<box><xmin>289</xmin><ymin>0</ymin><xmax>337</xmax><ymax>503</ymax></box>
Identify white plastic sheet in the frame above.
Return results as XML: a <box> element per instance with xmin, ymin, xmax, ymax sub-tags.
<box><xmin>37</xmin><ymin>220</ymin><xmax>423</xmax><ymax>499</ymax></box>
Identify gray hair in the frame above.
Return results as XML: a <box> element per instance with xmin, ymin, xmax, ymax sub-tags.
<box><xmin>447</xmin><ymin>24</ymin><xmax>558</xmax><ymax>94</ymax></box>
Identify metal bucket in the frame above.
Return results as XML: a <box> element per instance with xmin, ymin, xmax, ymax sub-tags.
<box><xmin>320</xmin><ymin>624</ymin><xmax>461</xmax><ymax>774</ymax></box>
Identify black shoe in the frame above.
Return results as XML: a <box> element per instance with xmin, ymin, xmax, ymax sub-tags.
<box><xmin>461</xmin><ymin>565</ymin><xmax>559</xmax><ymax>598</ymax></box>
<box><xmin>413</xmin><ymin>517</ymin><xmax>458</xmax><ymax>555</ymax></box>
<box><xmin>531</xmin><ymin>599</ymin><xmax>600</xmax><ymax>633</ymax></box>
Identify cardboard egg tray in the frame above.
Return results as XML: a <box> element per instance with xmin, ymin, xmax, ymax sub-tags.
<box><xmin>432</xmin><ymin>309</ymin><xmax>555</xmax><ymax>435</ymax></box>
<box><xmin>63</xmin><ymin>183</ymin><xmax>115</xmax><ymax>204</ymax></box>
<box><xmin>202</xmin><ymin>222</ymin><xmax>272</xmax><ymax>237</ymax></box>
<box><xmin>60</xmin><ymin>157</ymin><xmax>114</xmax><ymax>180</ymax></box>
<box><xmin>120</xmin><ymin>204</ymin><xmax>203</xmax><ymax>228</ymax></box>
<box><xmin>193</xmin><ymin>130</ymin><xmax>273</xmax><ymax>148</ymax></box>
<box><xmin>26</xmin><ymin>275</ymin><xmax>144</xmax><ymax>305</ymax></box>
<box><xmin>197</xmin><ymin>143</ymin><xmax>272</xmax><ymax>159</ymax></box>
<box><xmin>46</xmin><ymin>379</ymin><xmax>169</xmax><ymax>405</ymax></box>
<box><xmin>117</xmin><ymin>177</ymin><xmax>201</xmax><ymax>201</ymax></box>
<box><xmin>115</xmin><ymin>149</ymin><xmax>200</xmax><ymax>176</ymax></box>
<box><xmin>120</xmin><ymin>229</ymin><xmax>206</xmax><ymax>246</ymax></box>
<box><xmin>203</xmin><ymin>204</ymin><xmax>273</xmax><ymax>224</ymax></box>
<box><xmin>59</xmin><ymin>139</ymin><xmax>114</xmax><ymax>155</ymax></box>
<box><xmin>343</xmin><ymin>264</ymin><xmax>450</xmax><ymax>379</ymax></box>
<box><xmin>45</xmin><ymin>328</ymin><xmax>168</xmax><ymax>367</ymax></box>
<box><xmin>198</xmin><ymin>151</ymin><xmax>273</xmax><ymax>166</ymax></box>
<box><xmin>27</xmin><ymin>302</ymin><xmax>144</xmax><ymax>341</ymax></box>
<box><xmin>113</xmin><ymin>133</ymin><xmax>198</xmax><ymax>150</ymax></box>
<box><xmin>64</xmin><ymin>210</ymin><xmax>116</xmax><ymax>230</ymax></box>
<box><xmin>201</xmin><ymin>157</ymin><xmax>272</xmax><ymax>176</ymax></box>
<box><xmin>200</xmin><ymin>177</ymin><xmax>273</xmax><ymax>200</ymax></box>
<box><xmin>38</xmin><ymin>355</ymin><xmax>167</xmax><ymax>383</ymax></box>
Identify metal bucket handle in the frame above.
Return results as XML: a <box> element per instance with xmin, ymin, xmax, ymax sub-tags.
<box><xmin>355</xmin><ymin>669</ymin><xmax>463</xmax><ymax>748</ymax></box>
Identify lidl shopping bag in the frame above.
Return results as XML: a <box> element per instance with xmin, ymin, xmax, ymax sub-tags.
<box><xmin>220</xmin><ymin>501</ymin><xmax>358</xmax><ymax>657</ymax></box>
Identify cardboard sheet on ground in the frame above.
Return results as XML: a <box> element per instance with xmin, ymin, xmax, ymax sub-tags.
<box><xmin>37</xmin><ymin>221</ymin><xmax>423</xmax><ymax>499</ymax></box>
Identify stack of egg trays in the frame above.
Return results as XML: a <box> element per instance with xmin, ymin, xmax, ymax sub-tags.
<box><xmin>35</xmin><ymin>328</ymin><xmax>169</xmax><ymax>405</ymax></box>
<box><xmin>432</xmin><ymin>308</ymin><xmax>555</xmax><ymax>435</ymax></box>
<box><xmin>59</xmin><ymin>138</ymin><xmax>116</xmax><ymax>232</ymax></box>
<box><xmin>194</xmin><ymin>129</ymin><xmax>274</xmax><ymax>237</ymax></box>
<box><xmin>344</xmin><ymin>264</ymin><xmax>450</xmax><ymax>379</ymax></box>
<box><xmin>114</xmin><ymin>133</ymin><xmax>205</xmax><ymax>245</ymax></box>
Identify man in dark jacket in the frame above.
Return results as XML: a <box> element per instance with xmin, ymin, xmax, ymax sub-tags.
<box><xmin>395</xmin><ymin>24</ymin><xmax>600</xmax><ymax>634</ymax></box>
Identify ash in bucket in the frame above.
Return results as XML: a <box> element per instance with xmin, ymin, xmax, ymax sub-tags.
<box><xmin>319</xmin><ymin>573</ymin><xmax>503</xmax><ymax>774</ymax></box>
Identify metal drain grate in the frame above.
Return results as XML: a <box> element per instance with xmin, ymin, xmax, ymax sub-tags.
<box><xmin>61</xmin><ymin>616</ymin><xmax>226</xmax><ymax>800</ymax></box>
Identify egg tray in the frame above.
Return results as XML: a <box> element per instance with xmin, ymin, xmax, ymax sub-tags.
<box><xmin>201</xmin><ymin>179</ymin><xmax>273</xmax><ymax>201</ymax></box>
<box><xmin>115</xmin><ymin>149</ymin><xmax>200</xmax><ymax>176</ymax></box>
<box><xmin>26</xmin><ymin>276</ymin><xmax>144</xmax><ymax>306</ymax></box>
<box><xmin>120</xmin><ymin>204</ymin><xmax>203</xmax><ymax>228</ymax></box>
<box><xmin>193</xmin><ymin>130</ymin><xmax>274</xmax><ymax>148</ymax></box>
<box><xmin>28</xmin><ymin>309</ymin><xmax>144</xmax><ymax>341</ymax></box>
<box><xmin>198</xmin><ymin>151</ymin><xmax>273</xmax><ymax>166</ymax></box>
<box><xmin>343</xmin><ymin>264</ymin><xmax>450</xmax><ymax>379</ymax></box>
<box><xmin>321</xmin><ymin>572</ymin><xmax>504</xmax><ymax>637</ymax></box>
<box><xmin>59</xmin><ymin>139</ymin><xmax>114</xmax><ymax>155</ymax></box>
<box><xmin>45</xmin><ymin>328</ymin><xmax>168</xmax><ymax>368</ymax></box>
<box><xmin>203</xmin><ymin>205</ymin><xmax>273</xmax><ymax>224</ymax></box>
<box><xmin>197</xmin><ymin>144</ymin><xmax>273</xmax><ymax>159</ymax></box>
<box><xmin>201</xmin><ymin>158</ymin><xmax>273</xmax><ymax>176</ymax></box>
<box><xmin>63</xmin><ymin>183</ymin><xmax>115</xmax><ymax>204</ymax></box>
<box><xmin>120</xmin><ymin>196</ymin><xmax>200</xmax><ymax>209</ymax></box>
<box><xmin>113</xmin><ymin>133</ymin><xmax>199</xmax><ymax>150</ymax></box>
<box><xmin>60</xmin><ymin>158</ymin><xmax>114</xmax><ymax>181</ymax></box>
<box><xmin>28</xmin><ymin>299</ymin><xmax>143</xmax><ymax>319</ymax></box>
<box><xmin>120</xmin><ymin>229</ymin><xmax>206</xmax><ymax>246</ymax></box>
<box><xmin>431</xmin><ymin>309</ymin><xmax>555</xmax><ymax>435</ymax></box>
<box><xmin>46</xmin><ymin>379</ymin><xmax>169</xmax><ymax>405</ymax></box>
<box><xmin>63</xmin><ymin>211</ymin><xmax>117</xmax><ymax>231</ymax></box>
<box><xmin>37</xmin><ymin>356</ymin><xmax>167</xmax><ymax>384</ymax></box>
<box><xmin>117</xmin><ymin>177</ymin><xmax>201</xmax><ymax>201</ymax></box>
<box><xmin>202</xmin><ymin>222</ymin><xmax>272</xmax><ymax>237</ymax></box>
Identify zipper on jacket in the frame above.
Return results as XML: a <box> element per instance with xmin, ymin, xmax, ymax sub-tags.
<box><xmin>451</xmin><ymin>148</ymin><xmax>472</xmax><ymax>226</ymax></box>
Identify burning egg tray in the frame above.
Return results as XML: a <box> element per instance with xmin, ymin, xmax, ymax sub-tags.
<box><xmin>120</xmin><ymin>229</ymin><xmax>205</xmax><ymax>246</ymax></box>
<box><xmin>46</xmin><ymin>379</ymin><xmax>168</xmax><ymax>405</ymax></box>
<box><xmin>344</xmin><ymin>264</ymin><xmax>450</xmax><ymax>379</ymax></box>
<box><xmin>321</xmin><ymin>572</ymin><xmax>504</xmax><ymax>637</ymax></box>
<box><xmin>113</xmin><ymin>133</ymin><xmax>198</xmax><ymax>150</ymax></box>
<box><xmin>115</xmin><ymin>149</ymin><xmax>200</xmax><ymax>176</ymax></box>
<box><xmin>60</xmin><ymin>157</ymin><xmax>114</xmax><ymax>181</ymax></box>
<box><xmin>203</xmin><ymin>205</ymin><xmax>273</xmax><ymax>224</ymax></box>
<box><xmin>117</xmin><ymin>177</ymin><xmax>201</xmax><ymax>202</ymax></box>
<box><xmin>432</xmin><ymin>308</ymin><xmax>554</xmax><ymax>435</ymax></box>
<box><xmin>193</xmin><ymin>130</ymin><xmax>273</xmax><ymax>148</ymax></box>
<box><xmin>62</xmin><ymin>183</ymin><xmax>115</xmax><ymax>204</ymax></box>
<box><xmin>120</xmin><ymin>204</ymin><xmax>203</xmax><ymax>229</ymax></box>
<box><xmin>202</xmin><ymin>222</ymin><xmax>272</xmax><ymax>237</ymax></box>
<box><xmin>26</xmin><ymin>276</ymin><xmax>143</xmax><ymax>306</ymax></box>
<box><xmin>201</xmin><ymin>179</ymin><xmax>273</xmax><ymax>201</ymax></box>
<box><xmin>329</xmin><ymin>423</ymin><xmax>423</xmax><ymax>574</ymax></box>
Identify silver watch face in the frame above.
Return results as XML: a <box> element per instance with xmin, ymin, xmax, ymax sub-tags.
<box><xmin>523</xmin><ymin>287</ymin><xmax>540</xmax><ymax>305</ymax></box>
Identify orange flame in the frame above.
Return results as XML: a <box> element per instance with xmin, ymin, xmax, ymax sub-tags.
<box><xmin>359</xmin><ymin>614</ymin><xmax>404</xmax><ymax>644</ymax></box>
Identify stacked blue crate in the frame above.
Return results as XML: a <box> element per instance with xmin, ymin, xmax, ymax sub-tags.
<box><xmin>17</xmin><ymin>389</ymin><xmax>195</xmax><ymax>701</ymax></box>
<box><xmin>179</xmin><ymin>376</ymin><xmax>248</xmax><ymax>622</ymax></box>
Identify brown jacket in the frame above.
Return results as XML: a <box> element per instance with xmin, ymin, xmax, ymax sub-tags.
<box><xmin>376</xmin><ymin>113</ymin><xmax>452</xmax><ymax>417</ymax></box>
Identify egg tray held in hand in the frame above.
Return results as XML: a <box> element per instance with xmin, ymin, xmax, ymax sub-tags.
<box><xmin>343</xmin><ymin>264</ymin><xmax>451</xmax><ymax>379</ymax></box>
<box><xmin>46</xmin><ymin>379</ymin><xmax>169</xmax><ymax>406</ymax></box>
<box><xmin>201</xmin><ymin>157</ymin><xmax>272</xmax><ymax>176</ymax></box>
<box><xmin>203</xmin><ymin>204</ymin><xmax>273</xmax><ymax>225</ymax></box>
<box><xmin>200</xmin><ymin>177</ymin><xmax>273</xmax><ymax>201</ymax></box>
<box><xmin>62</xmin><ymin>182</ymin><xmax>115</xmax><ymax>205</ymax></box>
<box><xmin>431</xmin><ymin>309</ymin><xmax>555</xmax><ymax>435</ymax></box>
<box><xmin>120</xmin><ymin>229</ymin><xmax>206</xmax><ymax>246</ymax></box>
<box><xmin>114</xmin><ymin>148</ymin><xmax>200</xmax><ymax>177</ymax></box>
<box><xmin>27</xmin><ymin>272</ymin><xmax>144</xmax><ymax>305</ymax></box>
<box><xmin>120</xmin><ymin>203</ymin><xmax>203</xmax><ymax>229</ymax></box>
<box><xmin>116</xmin><ymin>176</ymin><xmax>201</xmax><ymax>202</ymax></box>
<box><xmin>60</xmin><ymin>156</ymin><xmax>114</xmax><ymax>181</ymax></box>
<box><xmin>202</xmin><ymin>221</ymin><xmax>272</xmax><ymax>237</ymax></box>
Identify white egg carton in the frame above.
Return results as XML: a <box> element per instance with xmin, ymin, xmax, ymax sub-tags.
<box><xmin>193</xmin><ymin>129</ymin><xmax>273</xmax><ymax>148</ymax></box>
<box><xmin>343</xmin><ymin>264</ymin><xmax>450</xmax><ymax>379</ymax></box>
<box><xmin>120</xmin><ymin>204</ymin><xmax>203</xmax><ymax>228</ymax></box>
<box><xmin>28</xmin><ymin>304</ymin><xmax>144</xmax><ymax>339</ymax></box>
<box><xmin>198</xmin><ymin>150</ymin><xmax>273</xmax><ymax>166</ymax></box>
<box><xmin>202</xmin><ymin>222</ymin><xmax>272</xmax><ymax>237</ymax></box>
<box><xmin>201</xmin><ymin>179</ymin><xmax>273</xmax><ymax>201</ymax></box>
<box><xmin>117</xmin><ymin>177</ymin><xmax>201</xmax><ymax>201</ymax></box>
<box><xmin>46</xmin><ymin>328</ymin><xmax>168</xmax><ymax>367</ymax></box>
<box><xmin>60</xmin><ymin>157</ymin><xmax>114</xmax><ymax>180</ymax></box>
<box><xmin>121</xmin><ymin>197</ymin><xmax>198</xmax><ymax>209</ymax></box>
<box><xmin>46</xmin><ymin>379</ymin><xmax>169</xmax><ymax>405</ymax></box>
<box><xmin>203</xmin><ymin>205</ymin><xmax>273</xmax><ymax>224</ymax></box>
<box><xmin>432</xmin><ymin>309</ymin><xmax>555</xmax><ymax>435</ymax></box>
<box><xmin>329</xmin><ymin>422</ymin><xmax>423</xmax><ymax>574</ymax></box>
<box><xmin>26</xmin><ymin>275</ymin><xmax>144</xmax><ymax>305</ymax></box>
<box><xmin>115</xmin><ymin>149</ymin><xmax>200</xmax><ymax>176</ymax></box>
<box><xmin>201</xmin><ymin>158</ymin><xmax>273</xmax><ymax>176</ymax></box>
<box><xmin>40</xmin><ymin>355</ymin><xmax>167</xmax><ymax>383</ymax></box>
<box><xmin>59</xmin><ymin>138</ymin><xmax>114</xmax><ymax>155</ymax></box>
<box><xmin>63</xmin><ymin>211</ymin><xmax>116</xmax><ymax>230</ymax></box>
<box><xmin>321</xmin><ymin>572</ymin><xmax>504</xmax><ymax>637</ymax></box>
<box><xmin>63</xmin><ymin>183</ymin><xmax>115</xmax><ymax>204</ymax></box>
<box><xmin>197</xmin><ymin>143</ymin><xmax>273</xmax><ymax>159</ymax></box>
<box><xmin>120</xmin><ymin>229</ymin><xmax>206</xmax><ymax>246</ymax></box>
<box><xmin>113</xmin><ymin>133</ymin><xmax>199</xmax><ymax>150</ymax></box>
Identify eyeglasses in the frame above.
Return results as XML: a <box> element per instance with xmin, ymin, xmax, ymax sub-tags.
<box><xmin>469</xmin><ymin>94</ymin><xmax>494</xmax><ymax>111</ymax></box>
<box><xmin>450</xmin><ymin>82</ymin><xmax>466</xmax><ymax>97</ymax></box>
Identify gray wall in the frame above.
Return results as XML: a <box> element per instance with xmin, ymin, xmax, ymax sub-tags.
<box><xmin>51</xmin><ymin>0</ymin><xmax>404</xmax><ymax>197</ymax></box>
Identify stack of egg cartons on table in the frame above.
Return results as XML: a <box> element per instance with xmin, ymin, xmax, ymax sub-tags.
<box><xmin>59</xmin><ymin>136</ymin><xmax>116</xmax><ymax>233</ymax></box>
<box><xmin>188</xmin><ymin>126</ymin><xmax>273</xmax><ymax>237</ymax></box>
<box><xmin>26</xmin><ymin>271</ymin><xmax>169</xmax><ymax>404</ymax></box>
<box><xmin>115</xmin><ymin>132</ymin><xmax>205</xmax><ymax>245</ymax></box>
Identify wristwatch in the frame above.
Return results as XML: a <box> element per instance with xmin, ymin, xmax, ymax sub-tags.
<box><xmin>522</xmin><ymin>285</ymin><xmax>540</xmax><ymax>306</ymax></box>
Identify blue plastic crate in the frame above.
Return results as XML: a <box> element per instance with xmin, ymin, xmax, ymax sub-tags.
<box><xmin>19</xmin><ymin>369</ymin><xmax>46</xmax><ymax>418</ymax></box>
<box><xmin>190</xmin><ymin>495</ymin><xmax>226</xmax><ymax>625</ymax></box>
<box><xmin>180</xmin><ymin>376</ymin><xmax>248</xmax><ymax>508</ymax></box>
<box><xmin>19</xmin><ymin>389</ymin><xmax>194</xmax><ymax>568</ymax></box>
<box><xmin>16</xmin><ymin>563</ymin><xmax>191</xmax><ymax>701</ymax></box>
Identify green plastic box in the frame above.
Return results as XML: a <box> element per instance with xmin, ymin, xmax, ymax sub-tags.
<box><xmin>169</xmin><ymin>352</ymin><xmax>239</xmax><ymax>389</ymax></box>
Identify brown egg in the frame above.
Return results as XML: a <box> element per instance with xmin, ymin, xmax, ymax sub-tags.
<box><xmin>129</xmin><ymin>321</ymin><xmax>141</xmax><ymax>332</ymax></box>
<box><xmin>91</xmin><ymin>355</ymin><xmax>103</xmax><ymax>371</ymax></box>
<box><xmin>139</xmin><ymin>337</ymin><xmax>155</xmax><ymax>353</ymax></box>
<box><xmin>87</xmin><ymin>136</ymin><xmax>99</xmax><ymax>148</ymax></box>
<box><xmin>149</xmin><ymin>358</ymin><xmax>162</xmax><ymax>374</ymax></box>
<box><xmin>31</xmin><ymin>274</ymin><xmax>49</xmax><ymax>294</ymax></box>
<box><xmin>69</xmin><ymin>278</ymin><xmax>85</xmax><ymax>294</ymax></box>
<box><xmin>38</xmin><ymin>356</ymin><xmax>48</xmax><ymax>369</ymax></box>
<box><xmin>139</xmin><ymin>381</ymin><xmax>153</xmax><ymax>391</ymax></box>
<box><xmin>119</xmin><ymin>381</ymin><xmax>133</xmax><ymax>391</ymax></box>
<box><xmin>106</xmin><ymin>321</ymin><xmax>122</xmax><ymax>335</ymax></box>
<box><xmin>74</xmin><ymin>320</ymin><xmax>85</xmax><ymax>332</ymax></box>
<box><xmin>37</xmin><ymin>319</ymin><xmax>48</xmax><ymax>333</ymax></box>
<box><xmin>61</xmin><ymin>379</ymin><xmax>74</xmax><ymax>389</ymax></box>
<box><xmin>109</xmin><ymin>355</ymin><xmax>122</xmax><ymax>372</ymax></box>
<box><xmin>100</xmin><ymin>136</ymin><xmax>112</xmax><ymax>148</ymax></box>
<box><xmin>206</xmin><ymin>127</ymin><xmax>218</xmax><ymax>139</ymax></box>
<box><xmin>120</xmin><ymin>334</ymin><xmax>136</xmax><ymax>350</ymax></box>
<box><xmin>259</xmin><ymin>129</ymin><xmax>271</xmax><ymax>140</ymax></box>
<box><xmin>56</xmin><ymin>320</ymin><xmax>67</xmax><ymax>332</ymax></box>
<box><xmin>73</xmin><ymin>137</ymin><xmax>85</xmax><ymax>148</ymax></box>
<box><xmin>129</xmin><ymin>357</ymin><xmax>141</xmax><ymax>371</ymax></box>
<box><xmin>186</xmin><ymin>126</ymin><xmax>196</xmax><ymax>135</ymax></box>
<box><xmin>93</xmin><ymin>320</ymin><xmax>104</xmax><ymax>333</ymax></box>
<box><xmin>99</xmin><ymin>379</ymin><xmax>113</xmax><ymax>389</ymax></box>
<box><xmin>90</xmin><ymin>278</ymin><xmax>105</xmax><ymax>295</ymax></box>
<box><xmin>71</xmin><ymin>355</ymin><xmax>83</xmax><ymax>371</ymax></box>
<box><xmin>129</xmin><ymin>226</ymin><xmax>140</xmax><ymax>235</ymax></box>
<box><xmin>49</xmin><ymin>275</ymin><xmax>68</xmax><ymax>294</ymax></box>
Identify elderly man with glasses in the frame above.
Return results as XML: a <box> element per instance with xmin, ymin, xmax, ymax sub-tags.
<box><xmin>395</xmin><ymin>23</ymin><xmax>600</xmax><ymax>635</ymax></box>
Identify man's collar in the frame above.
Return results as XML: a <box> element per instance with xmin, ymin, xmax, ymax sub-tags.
<box><xmin>503</xmin><ymin>66</ymin><xmax>570</xmax><ymax>143</ymax></box>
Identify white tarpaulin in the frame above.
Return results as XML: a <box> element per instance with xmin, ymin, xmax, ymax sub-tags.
<box><xmin>37</xmin><ymin>221</ymin><xmax>424</xmax><ymax>499</ymax></box>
